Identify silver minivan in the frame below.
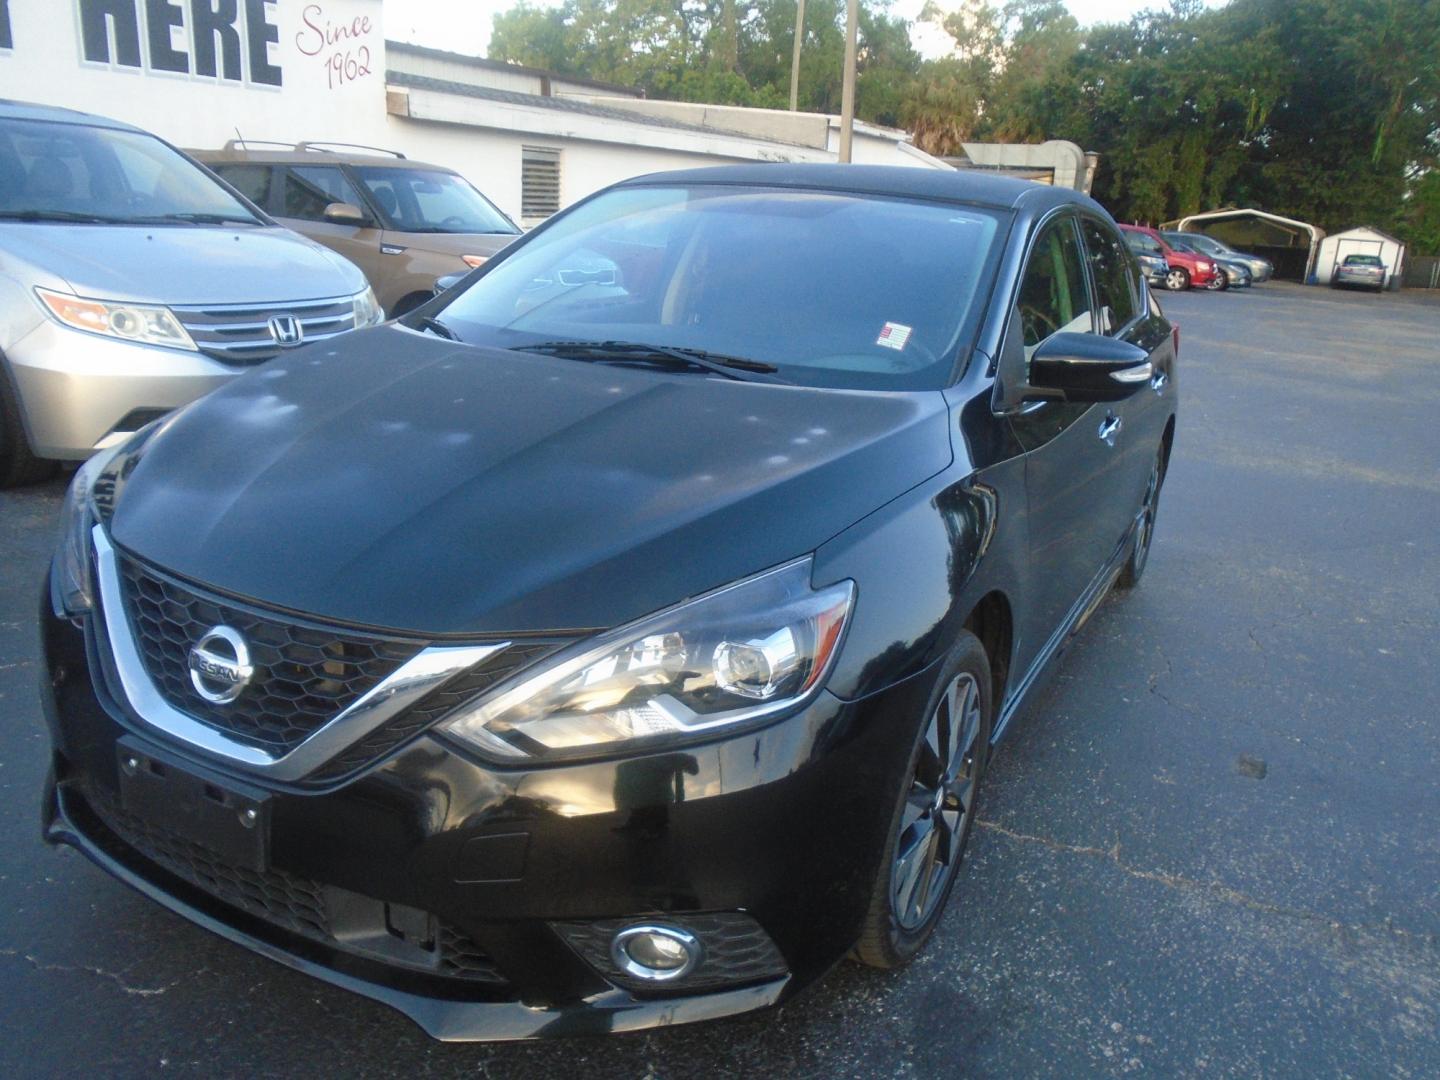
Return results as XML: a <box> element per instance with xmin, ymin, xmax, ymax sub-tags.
<box><xmin>0</xmin><ymin>101</ymin><xmax>381</xmax><ymax>486</ymax></box>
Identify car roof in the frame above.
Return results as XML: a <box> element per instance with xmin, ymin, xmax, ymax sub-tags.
<box><xmin>617</xmin><ymin>164</ymin><xmax>1106</xmax><ymax>215</ymax></box>
<box><xmin>0</xmin><ymin>98</ymin><xmax>147</xmax><ymax>134</ymax></box>
<box><xmin>196</xmin><ymin>146</ymin><xmax>456</xmax><ymax>173</ymax></box>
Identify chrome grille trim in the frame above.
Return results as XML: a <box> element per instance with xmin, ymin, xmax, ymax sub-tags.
<box><xmin>93</xmin><ymin>527</ymin><xmax>508</xmax><ymax>781</ymax></box>
<box><xmin>173</xmin><ymin>295</ymin><xmax>357</xmax><ymax>366</ymax></box>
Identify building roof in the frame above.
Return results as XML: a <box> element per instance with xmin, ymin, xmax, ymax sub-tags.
<box><xmin>386</xmin><ymin>71</ymin><xmax>810</xmax><ymax>148</ymax></box>
<box><xmin>1325</xmin><ymin>225</ymin><xmax>1404</xmax><ymax>245</ymax></box>
<box><xmin>617</xmin><ymin>162</ymin><xmax>1096</xmax><ymax>212</ymax></box>
<box><xmin>385</xmin><ymin>41</ymin><xmax>644</xmax><ymax>98</ymax></box>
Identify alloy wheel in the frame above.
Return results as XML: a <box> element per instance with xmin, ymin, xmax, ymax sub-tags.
<box><xmin>1133</xmin><ymin>452</ymin><xmax>1162</xmax><ymax>578</ymax></box>
<box><xmin>891</xmin><ymin>671</ymin><xmax>984</xmax><ymax>931</ymax></box>
<box><xmin>1165</xmin><ymin>269</ymin><xmax>1188</xmax><ymax>291</ymax></box>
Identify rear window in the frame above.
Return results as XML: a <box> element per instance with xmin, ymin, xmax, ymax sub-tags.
<box><xmin>1343</xmin><ymin>254</ymin><xmax>1382</xmax><ymax>266</ymax></box>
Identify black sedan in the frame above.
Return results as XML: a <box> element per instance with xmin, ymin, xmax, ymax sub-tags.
<box><xmin>39</xmin><ymin>165</ymin><xmax>1177</xmax><ymax>1040</ymax></box>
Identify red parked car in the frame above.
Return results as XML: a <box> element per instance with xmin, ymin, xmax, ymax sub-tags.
<box><xmin>1120</xmin><ymin>224</ymin><xmax>1219</xmax><ymax>291</ymax></box>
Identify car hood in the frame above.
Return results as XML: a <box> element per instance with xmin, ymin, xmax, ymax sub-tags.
<box><xmin>0</xmin><ymin>223</ymin><xmax>365</xmax><ymax>304</ymax></box>
<box><xmin>112</xmin><ymin>328</ymin><xmax>953</xmax><ymax>635</ymax></box>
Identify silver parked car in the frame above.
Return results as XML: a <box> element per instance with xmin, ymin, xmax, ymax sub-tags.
<box><xmin>1164</xmin><ymin>231</ymin><xmax>1272</xmax><ymax>282</ymax></box>
<box><xmin>0</xmin><ymin>101</ymin><xmax>381</xmax><ymax>486</ymax></box>
<box><xmin>1331</xmin><ymin>253</ymin><xmax>1387</xmax><ymax>291</ymax></box>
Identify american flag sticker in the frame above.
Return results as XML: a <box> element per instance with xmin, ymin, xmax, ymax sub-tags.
<box><xmin>877</xmin><ymin>322</ymin><xmax>913</xmax><ymax>350</ymax></box>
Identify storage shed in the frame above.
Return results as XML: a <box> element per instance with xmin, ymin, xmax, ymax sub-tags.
<box><xmin>1315</xmin><ymin>227</ymin><xmax>1407</xmax><ymax>289</ymax></box>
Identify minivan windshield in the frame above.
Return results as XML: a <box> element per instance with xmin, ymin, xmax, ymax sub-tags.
<box><xmin>0</xmin><ymin>117</ymin><xmax>261</xmax><ymax>225</ymax></box>
<box><xmin>431</xmin><ymin>184</ymin><xmax>1008</xmax><ymax>390</ymax></box>
<box><xmin>355</xmin><ymin>166</ymin><xmax>518</xmax><ymax>235</ymax></box>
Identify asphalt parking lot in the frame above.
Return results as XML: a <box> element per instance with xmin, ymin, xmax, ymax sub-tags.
<box><xmin>1</xmin><ymin>281</ymin><xmax>1437</xmax><ymax>1077</ymax></box>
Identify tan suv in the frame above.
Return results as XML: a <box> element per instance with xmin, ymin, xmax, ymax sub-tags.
<box><xmin>197</xmin><ymin>142</ymin><xmax>521</xmax><ymax>317</ymax></box>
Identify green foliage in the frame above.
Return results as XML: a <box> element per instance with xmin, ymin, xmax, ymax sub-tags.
<box><xmin>486</xmin><ymin>0</ymin><xmax>1440</xmax><ymax>247</ymax></box>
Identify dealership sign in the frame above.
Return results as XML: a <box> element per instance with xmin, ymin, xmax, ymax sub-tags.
<box><xmin>0</xmin><ymin>1</ymin><xmax>379</xmax><ymax>91</ymax></box>
<box><xmin>0</xmin><ymin>0</ymin><xmax>384</xmax><ymax>147</ymax></box>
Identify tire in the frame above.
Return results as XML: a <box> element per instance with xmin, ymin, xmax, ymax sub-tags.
<box><xmin>1206</xmin><ymin>269</ymin><xmax>1228</xmax><ymax>291</ymax></box>
<box><xmin>388</xmin><ymin>291</ymin><xmax>432</xmax><ymax>319</ymax></box>
<box><xmin>1164</xmin><ymin>267</ymin><xmax>1190</xmax><ymax>292</ymax></box>
<box><xmin>1117</xmin><ymin>443</ymin><xmax>1165</xmax><ymax>590</ymax></box>
<box><xmin>854</xmin><ymin>631</ymin><xmax>993</xmax><ymax>969</ymax></box>
<box><xmin>0</xmin><ymin>371</ymin><xmax>57</xmax><ymax>488</ymax></box>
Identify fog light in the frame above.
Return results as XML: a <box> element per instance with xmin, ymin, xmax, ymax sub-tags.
<box><xmin>610</xmin><ymin>924</ymin><xmax>701</xmax><ymax>981</ymax></box>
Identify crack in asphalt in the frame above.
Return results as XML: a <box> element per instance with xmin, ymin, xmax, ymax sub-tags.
<box><xmin>974</xmin><ymin>820</ymin><xmax>1437</xmax><ymax>955</ymax></box>
<box><xmin>0</xmin><ymin>946</ymin><xmax>183</xmax><ymax>997</ymax></box>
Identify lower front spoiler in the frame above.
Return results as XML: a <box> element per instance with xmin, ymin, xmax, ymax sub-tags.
<box><xmin>42</xmin><ymin>778</ymin><xmax>788</xmax><ymax>1042</ymax></box>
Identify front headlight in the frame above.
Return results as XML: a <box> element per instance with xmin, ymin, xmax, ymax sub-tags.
<box><xmin>51</xmin><ymin>422</ymin><xmax>163</xmax><ymax>615</ymax></box>
<box><xmin>352</xmin><ymin>286</ymin><xmax>384</xmax><ymax>327</ymax></box>
<box><xmin>36</xmin><ymin>288</ymin><xmax>195</xmax><ymax>351</ymax></box>
<box><xmin>1196</xmin><ymin>261</ymin><xmax>1212</xmax><ymax>271</ymax></box>
<box><xmin>51</xmin><ymin>445</ymin><xmax>123</xmax><ymax>615</ymax></box>
<box><xmin>443</xmin><ymin>559</ymin><xmax>854</xmax><ymax>763</ymax></box>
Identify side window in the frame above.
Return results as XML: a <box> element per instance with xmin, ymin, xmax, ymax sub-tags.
<box><xmin>1016</xmin><ymin>217</ymin><xmax>1093</xmax><ymax>358</ymax></box>
<box><xmin>282</xmin><ymin>165</ymin><xmax>365</xmax><ymax>222</ymax></box>
<box><xmin>213</xmin><ymin>164</ymin><xmax>272</xmax><ymax>209</ymax></box>
<box><xmin>1082</xmin><ymin>220</ymin><xmax>1138</xmax><ymax>334</ymax></box>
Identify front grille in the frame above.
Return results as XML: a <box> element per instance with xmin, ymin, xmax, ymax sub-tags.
<box><xmin>117</xmin><ymin>554</ymin><xmax>424</xmax><ymax>756</ymax></box>
<box><xmin>173</xmin><ymin>296</ymin><xmax>356</xmax><ymax>365</ymax></box>
<box><xmin>306</xmin><ymin>640</ymin><xmax>561</xmax><ymax>783</ymax></box>
<box><xmin>553</xmin><ymin>913</ymin><xmax>788</xmax><ymax>993</ymax></box>
<box><xmin>85</xmin><ymin>786</ymin><xmax>506</xmax><ymax>984</ymax></box>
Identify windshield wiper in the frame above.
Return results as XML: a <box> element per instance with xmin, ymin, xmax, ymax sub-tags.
<box><xmin>0</xmin><ymin>209</ymin><xmax>133</xmax><ymax>224</ymax></box>
<box><xmin>138</xmin><ymin>212</ymin><xmax>260</xmax><ymax>226</ymax></box>
<box><xmin>511</xmin><ymin>340</ymin><xmax>784</xmax><ymax>382</ymax></box>
<box><xmin>416</xmin><ymin>315</ymin><xmax>459</xmax><ymax>341</ymax></box>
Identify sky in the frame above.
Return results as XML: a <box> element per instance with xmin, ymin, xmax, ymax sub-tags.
<box><xmin>384</xmin><ymin>0</ymin><xmax>1192</xmax><ymax>62</ymax></box>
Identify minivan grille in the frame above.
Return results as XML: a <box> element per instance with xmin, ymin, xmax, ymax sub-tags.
<box><xmin>116</xmin><ymin>554</ymin><xmax>423</xmax><ymax>755</ymax></box>
<box><xmin>173</xmin><ymin>295</ymin><xmax>356</xmax><ymax>365</ymax></box>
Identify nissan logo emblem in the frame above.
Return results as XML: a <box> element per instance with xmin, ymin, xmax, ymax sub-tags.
<box><xmin>188</xmin><ymin>625</ymin><xmax>254</xmax><ymax>704</ymax></box>
<box><xmin>268</xmin><ymin>314</ymin><xmax>304</xmax><ymax>347</ymax></box>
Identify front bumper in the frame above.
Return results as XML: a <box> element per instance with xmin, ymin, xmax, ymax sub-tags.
<box><xmin>5</xmin><ymin>321</ymin><xmax>239</xmax><ymax>459</ymax></box>
<box><xmin>38</xmin><ymin>581</ymin><xmax>930</xmax><ymax>1039</ymax></box>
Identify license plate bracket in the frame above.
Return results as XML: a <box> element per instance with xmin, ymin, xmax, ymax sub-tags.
<box><xmin>116</xmin><ymin>737</ymin><xmax>270</xmax><ymax>872</ymax></box>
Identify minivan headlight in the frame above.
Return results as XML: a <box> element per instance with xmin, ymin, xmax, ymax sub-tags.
<box><xmin>352</xmin><ymin>287</ymin><xmax>384</xmax><ymax>326</ymax></box>
<box><xmin>37</xmin><ymin>288</ymin><xmax>196</xmax><ymax>351</ymax></box>
<box><xmin>442</xmin><ymin>559</ymin><xmax>854</xmax><ymax>763</ymax></box>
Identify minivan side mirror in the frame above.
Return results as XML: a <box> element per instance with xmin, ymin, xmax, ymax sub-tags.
<box><xmin>323</xmin><ymin>202</ymin><xmax>366</xmax><ymax>226</ymax></box>
<box><xmin>1029</xmin><ymin>332</ymin><xmax>1153</xmax><ymax>402</ymax></box>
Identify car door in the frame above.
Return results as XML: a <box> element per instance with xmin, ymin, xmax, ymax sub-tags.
<box><xmin>1079</xmin><ymin>215</ymin><xmax>1172</xmax><ymax>527</ymax></box>
<box><xmin>999</xmin><ymin>213</ymin><xmax>1136</xmax><ymax>660</ymax></box>
<box><xmin>273</xmin><ymin>164</ymin><xmax>384</xmax><ymax>283</ymax></box>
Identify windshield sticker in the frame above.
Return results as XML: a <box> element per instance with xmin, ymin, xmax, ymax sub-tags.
<box><xmin>877</xmin><ymin>322</ymin><xmax>912</xmax><ymax>350</ymax></box>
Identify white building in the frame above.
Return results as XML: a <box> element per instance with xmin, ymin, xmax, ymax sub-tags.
<box><xmin>0</xmin><ymin>1</ymin><xmax>949</xmax><ymax>225</ymax></box>
<box><xmin>1314</xmin><ymin>227</ymin><xmax>1407</xmax><ymax>289</ymax></box>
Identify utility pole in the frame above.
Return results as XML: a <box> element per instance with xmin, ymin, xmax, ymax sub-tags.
<box><xmin>789</xmin><ymin>0</ymin><xmax>806</xmax><ymax>111</ymax></box>
<box><xmin>838</xmin><ymin>0</ymin><xmax>858</xmax><ymax>162</ymax></box>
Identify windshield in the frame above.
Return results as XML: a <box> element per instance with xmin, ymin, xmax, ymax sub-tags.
<box><xmin>355</xmin><ymin>166</ymin><xmax>518</xmax><ymax>235</ymax></box>
<box><xmin>1176</xmin><ymin>233</ymin><xmax>1224</xmax><ymax>256</ymax></box>
<box><xmin>0</xmin><ymin>117</ymin><xmax>261</xmax><ymax>224</ymax></box>
<box><xmin>1343</xmin><ymin>254</ymin><xmax>1382</xmax><ymax>266</ymax></box>
<box><xmin>431</xmin><ymin>184</ymin><xmax>1008</xmax><ymax>390</ymax></box>
<box><xmin>1124</xmin><ymin>230</ymin><xmax>1164</xmax><ymax>256</ymax></box>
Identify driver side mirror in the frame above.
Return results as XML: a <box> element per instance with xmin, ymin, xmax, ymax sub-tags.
<box><xmin>1029</xmin><ymin>332</ymin><xmax>1153</xmax><ymax>402</ymax></box>
<box><xmin>323</xmin><ymin>202</ymin><xmax>366</xmax><ymax>226</ymax></box>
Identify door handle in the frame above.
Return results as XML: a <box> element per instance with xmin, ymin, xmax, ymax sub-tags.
<box><xmin>1151</xmin><ymin>369</ymin><xmax>1168</xmax><ymax>394</ymax></box>
<box><xmin>1098</xmin><ymin>413</ymin><xmax>1122</xmax><ymax>446</ymax></box>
